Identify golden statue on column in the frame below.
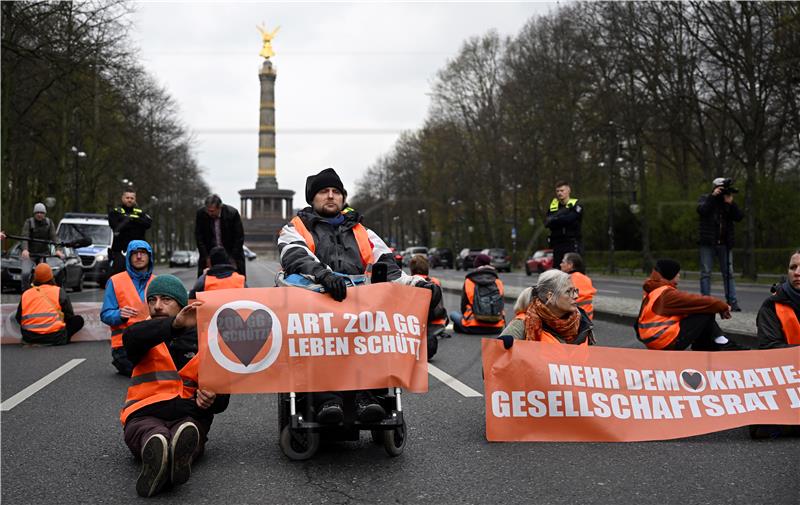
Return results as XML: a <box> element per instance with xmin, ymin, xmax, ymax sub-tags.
<box><xmin>257</xmin><ymin>23</ymin><xmax>280</xmax><ymax>60</ymax></box>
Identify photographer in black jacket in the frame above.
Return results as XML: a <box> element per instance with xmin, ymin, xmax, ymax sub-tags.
<box><xmin>697</xmin><ymin>177</ymin><xmax>744</xmax><ymax>311</ymax></box>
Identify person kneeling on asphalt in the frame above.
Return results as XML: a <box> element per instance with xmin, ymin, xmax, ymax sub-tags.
<box><xmin>120</xmin><ymin>275</ymin><xmax>229</xmax><ymax>498</ymax></box>
<box><xmin>409</xmin><ymin>254</ymin><xmax>449</xmax><ymax>335</ymax></box>
<box><xmin>449</xmin><ymin>253</ymin><xmax>506</xmax><ymax>334</ymax></box>
<box><xmin>497</xmin><ymin>270</ymin><xmax>594</xmax><ymax>349</ymax></box>
<box><xmin>635</xmin><ymin>259</ymin><xmax>742</xmax><ymax>351</ymax></box>
<box><xmin>189</xmin><ymin>246</ymin><xmax>247</xmax><ymax>298</ymax></box>
<box><xmin>15</xmin><ymin>263</ymin><xmax>84</xmax><ymax>346</ymax></box>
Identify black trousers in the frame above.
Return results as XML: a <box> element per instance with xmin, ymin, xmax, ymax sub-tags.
<box><xmin>124</xmin><ymin>415</ymin><xmax>211</xmax><ymax>462</ymax></box>
<box><xmin>669</xmin><ymin>313</ymin><xmax>723</xmax><ymax>351</ymax></box>
<box><xmin>110</xmin><ymin>250</ymin><xmax>127</xmax><ymax>276</ymax></box>
<box><xmin>552</xmin><ymin>240</ymin><xmax>581</xmax><ymax>271</ymax></box>
<box><xmin>21</xmin><ymin>315</ymin><xmax>84</xmax><ymax>346</ymax></box>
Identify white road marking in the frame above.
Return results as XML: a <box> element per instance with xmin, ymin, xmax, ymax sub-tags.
<box><xmin>428</xmin><ymin>363</ymin><xmax>483</xmax><ymax>397</ymax></box>
<box><xmin>1</xmin><ymin>359</ymin><xmax>85</xmax><ymax>412</ymax></box>
<box><xmin>597</xmin><ymin>289</ymin><xmax>621</xmax><ymax>294</ymax></box>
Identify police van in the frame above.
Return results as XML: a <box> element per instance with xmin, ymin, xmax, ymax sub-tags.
<box><xmin>57</xmin><ymin>213</ymin><xmax>113</xmax><ymax>286</ymax></box>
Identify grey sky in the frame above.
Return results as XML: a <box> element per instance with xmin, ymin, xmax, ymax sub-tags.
<box><xmin>132</xmin><ymin>2</ymin><xmax>555</xmax><ymax>209</ymax></box>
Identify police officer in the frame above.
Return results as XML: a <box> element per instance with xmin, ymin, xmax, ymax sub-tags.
<box><xmin>108</xmin><ymin>188</ymin><xmax>152</xmax><ymax>276</ymax></box>
<box><xmin>545</xmin><ymin>180</ymin><xmax>583</xmax><ymax>269</ymax></box>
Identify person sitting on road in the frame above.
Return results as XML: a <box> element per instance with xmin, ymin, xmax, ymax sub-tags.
<box><xmin>14</xmin><ymin>263</ymin><xmax>84</xmax><ymax>346</ymax></box>
<box><xmin>189</xmin><ymin>246</ymin><xmax>246</xmax><ymax>298</ymax></box>
<box><xmin>277</xmin><ymin>167</ymin><xmax>442</xmax><ymax>425</ymax></box>
<box><xmin>497</xmin><ymin>270</ymin><xmax>594</xmax><ymax>348</ymax></box>
<box><xmin>449</xmin><ymin>253</ymin><xmax>506</xmax><ymax>334</ymax></box>
<box><xmin>756</xmin><ymin>249</ymin><xmax>800</xmax><ymax>349</ymax></box>
<box><xmin>101</xmin><ymin>240</ymin><xmax>156</xmax><ymax>376</ymax></box>
<box><xmin>120</xmin><ymin>275</ymin><xmax>229</xmax><ymax>498</ymax></box>
<box><xmin>560</xmin><ymin>252</ymin><xmax>597</xmax><ymax>320</ymax></box>
<box><xmin>409</xmin><ymin>254</ymin><xmax>449</xmax><ymax>335</ymax></box>
<box><xmin>19</xmin><ymin>202</ymin><xmax>63</xmax><ymax>291</ymax></box>
<box><xmin>635</xmin><ymin>259</ymin><xmax>741</xmax><ymax>351</ymax></box>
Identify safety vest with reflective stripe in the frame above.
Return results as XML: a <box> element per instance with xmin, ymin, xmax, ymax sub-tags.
<box><xmin>775</xmin><ymin>303</ymin><xmax>800</xmax><ymax>345</ymax></box>
<box><xmin>119</xmin><ymin>341</ymin><xmax>199</xmax><ymax>425</ymax></box>
<box><xmin>205</xmin><ymin>272</ymin><xmax>245</xmax><ymax>291</ymax></box>
<box><xmin>20</xmin><ymin>284</ymin><xmax>65</xmax><ymax>334</ymax></box>
<box><xmin>426</xmin><ymin>276</ymin><xmax>446</xmax><ymax>325</ymax></box>
<box><xmin>549</xmin><ymin>198</ymin><xmax>578</xmax><ymax>212</ymax></box>
<box><xmin>532</xmin><ymin>328</ymin><xmax>590</xmax><ymax>346</ymax></box>
<box><xmin>571</xmin><ymin>272</ymin><xmax>597</xmax><ymax>320</ymax></box>
<box><xmin>636</xmin><ymin>285</ymin><xmax>684</xmax><ymax>349</ymax></box>
<box><xmin>290</xmin><ymin>216</ymin><xmax>373</xmax><ymax>271</ymax></box>
<box><xmin>462</xmin><ymin>278</ymin><xmax>505</xmax><ymax>328</ymax></box>
<box><xmin>109</xmin><ymin>272</ymin><xmax>154</xmax><ymax>349</ymax></box>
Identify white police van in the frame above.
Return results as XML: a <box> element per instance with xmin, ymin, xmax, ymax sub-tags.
<box><xmin>57</xmin><ymin>213</ymin><xmax>113</xmax><ymax>286</ymax></box>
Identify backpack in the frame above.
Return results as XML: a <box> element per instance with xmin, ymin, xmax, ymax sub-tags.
<box><xmin>472</xmin><ymin>281</ymin><xmax>504</xmax><ymax>323</ymax></box>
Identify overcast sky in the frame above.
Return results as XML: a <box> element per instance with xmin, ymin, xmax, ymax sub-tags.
<box><xmin>132</xmin><ymin>1</ymin><xmax>556</xmax><ymax>210</ymax></box>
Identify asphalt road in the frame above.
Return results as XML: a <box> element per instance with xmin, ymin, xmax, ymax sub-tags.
<box><xmin>1</xmin><ymin>259</ymin><xmax>797</xmax><ymax>504</ymax></box>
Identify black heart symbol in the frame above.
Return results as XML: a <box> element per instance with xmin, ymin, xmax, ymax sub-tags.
<box><xmin>681</xmin><ymin>371</ymin><xmax>703</xmax><ymax>390</ymax></box>
<box><xmin>216</xmin><ymin>308</ymin><xmax>272</xmax><ymax>366</ymax></box>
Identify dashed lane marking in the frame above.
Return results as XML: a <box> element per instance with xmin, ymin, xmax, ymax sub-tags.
<box><xmin>428</xmin><ymin>364</ymin><xmax>483</xmax><ymax>398</ymax></box>
<box><xmin>1</xmin><ymin>359</ymin><xmax>85</xmax><ymax>412</ymax></box>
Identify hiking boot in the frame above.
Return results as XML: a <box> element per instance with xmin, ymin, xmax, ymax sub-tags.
<box><xmin>316</xmin><ymin>400</ymin><xmax>344</xmax><ymax>424</ymax></box>
<box><xmin>356</xmin><ymin>396</ymin><xmax>386</xmax><ymax>424</ymax></box>
<box><xmin>137</xmin><ymin>434</ymin><xmax>169</xmax><ymax>497</ymax></box>
<box><xmin>170</xmin><ymin>422</ymin><xmax>200</xmax><ymax>487</ymax></box>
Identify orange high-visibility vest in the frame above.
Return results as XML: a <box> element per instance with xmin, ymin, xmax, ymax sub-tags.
<box><xmin>290</xmin><ymin>216</ymin><xmax>373</xmax><ymax>271</ymax></box>
<box><xmin>205</xmin><ymin>272</ymin><xmax>245</xmax><ymax>291</ymax></box>
<box><xmin>427</xmin><ymin>276</ymin><xmax>446</xmax><ymax>325</ymax></box>
<box><xmin>514</xmin><ymin>312</ymin><xmax>526</xmax><ymax>321</ymax></box>
<box><xmin>20</xmin><ymin>284</ymin><xmax>65</xmax><ymax>334</ymax></box>
<box><xmin>636</xmin><ymin>285</ymin><xmax>684</xmax><ymax>349</ymax></box>
<box><xmin>530</xmin><ymin>327</ymin><xmax>589</xmax><ymax>346</ymax></box>
<box><xmin>571</xmin><ymin>271</ymin><xmax>597</xmax><ymax>320</ymax></box>
<box><xmin>462</xmin><ymin>277</ymin><xmax>505</xmax><ymax>328</ymax></box>
<box><xmin>119</xmin><ymin>342</ymin><xmax>199</xmax><ymax>425</ymax></box>
<box><xmin>109</xmin><ymin>272</ymin><xmax>154</xmax><ymax>349</ymax></box>
<box><xmin>775</xmin><ymin>303</ymin><xmax>800</xmax><ymax>345</ymax></box>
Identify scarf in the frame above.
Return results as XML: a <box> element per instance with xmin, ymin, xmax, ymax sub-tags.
<box><xmin>783</xmin><ymin>281</ymin><xmax>800</xmax><ymax>308</ymax></box>
<box><xmin>322</xmin><ymin>213</ymin><xmax>346</xmax><ymax>226</ymax></box>
<box><xmin>523</xmin><ymin>298</ymin><xmax>581</xmax><ymax>344</ymax></box>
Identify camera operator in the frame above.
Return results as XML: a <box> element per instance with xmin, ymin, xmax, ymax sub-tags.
<box><xmin>697</xmin><ymin>177</ymin><xmax>744</xmax><ymax>311</ymax></box>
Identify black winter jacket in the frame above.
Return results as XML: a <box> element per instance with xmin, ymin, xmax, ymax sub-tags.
<box><xmin>696</xmin><ymin>193</ymin><xmax>744</xmax><ymax>248</ymax></box>
<box><xmin>195</xmin><ymin>204</ymin><xmax>245</xmax><ymax>275</ymax></box>
<box><xmin>756</xmin><ymin>285</ymin><xmax>800</xmax><ymax>349</ymax></box>
<box><xmin>108</xmin><ymin>205</ymin><xmax>152</xmax><ymax>253</ymax></box>
<box><xmin>545</xmin><ymin>199</ymin><xmax>583</xmax><ymax>244</ymax></box>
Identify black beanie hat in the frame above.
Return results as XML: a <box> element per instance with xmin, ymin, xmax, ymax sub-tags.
<box><xmin>305</xmin><ymin>168</ymin><xmax>346</xmax><ymax>204</ymax></box>
<box><xmin>209</xmin><ymin>246</ymin><xmax>230</xmax><ymax>266</ymax></box>
<box><xmin>655</xmin><ymin>259</ymin><xmax>681</xmax><ymax>281</ymax></box>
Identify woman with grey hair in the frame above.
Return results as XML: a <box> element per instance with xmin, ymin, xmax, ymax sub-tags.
<box><xmin>497</xmin><ymin>269</ymin><xmax>594</xmax><ymax>348</ymax></box>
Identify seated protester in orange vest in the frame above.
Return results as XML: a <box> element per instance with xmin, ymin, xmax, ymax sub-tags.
<box><xmin>14</xmin><ymin>263</ymin><xmax>84</xmax><ymax>346</ymax></box>
<box><xmin>449</xmin><ymin>254</ymin><xmax>506</xmax><ymax>334</ymax></box>
<box><xmin>277</xmin><ymin>167</ymin><xmax>441</xmax><ymax>425</ymax></box>
<box><xmin>120</xmin><ymin>275</ymin><xmax>229</xmax><ymax>498</ymax></box>
<box><xmin>636</xmin><ymin>259</ymin><xmax>741</xmax><ymax>351</ymax></box>
<box><xmin>188</xmin><ymin>246</ymin><xmax>247</xmax><ymax>298</ymax></box>
<box><xmin>560</xmin><ymin>252</ymin><xmax>597</xmax><ymax>320</ymax></box>
<box><xmin>757</xmin><ymin>249</ymin><xmax>800</xmax><ymax>349</ymax></box>
<box><xmin>409</xmin><ymin>254</ymin><xmax>449</xmax><ymax>331</ymax></box>
<box><xmin>497</xmin><ymin>270</ymin><xmax>594</xmax><ymax>349</ymax></box>
<box><xmin>101</xmin><ymin>240</ymin><xmax>155</xmax><ymax>377</ymax></box>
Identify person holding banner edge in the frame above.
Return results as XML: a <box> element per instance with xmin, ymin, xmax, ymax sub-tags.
<box><xmin>277</xmin><ymin>167</ymin><xmax>441</xmax><ymax>425</ymax></box>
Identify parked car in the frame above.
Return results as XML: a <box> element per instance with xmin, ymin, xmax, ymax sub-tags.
<box><xmin>401</xmin><ymin>246</ymin><xmax>429</xmax><ymax>267</ymax></box>
<box><xmin>525</xmin><ymin>248</ymin><xmax>554</xmax><ymax>275</ymax></box>
<box><xmin>1</xmin><ymin>242</ymin><xmax>84</xmax><ymax>293</ymax></box>
<box><xmin>428</xmin><ymin>247</ymin><xmax>454</xmax><ymax>269</ymax></box>
<box><xmin>57</xmin><ymin>213</ymin><xmax>113</xmax><ymax>287</ymax></box>
<box><xmin>170</xmin><ymin>250</ymin><xmax>195</xmax><ymax>268</ymax></box>
<box><xmin>481</xmin><ymin>248</ymin><xmax>511</xmax><ymax>272</ymax></box>
<box><xmin>243</xmin><ymin>245</ymin><xmax>257</xmax><ymax>261</ymax></box>
<box><xmin>456</xmin><ymin>248</ymin><xmax>484</xmax><ymax>270</ymax></box>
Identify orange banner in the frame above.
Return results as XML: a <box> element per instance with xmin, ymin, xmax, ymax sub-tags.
<box><xmin>482</xmin><ymin>339</ymin><xmax>800</xmax><ymax>442</ymax></box>
<box><xmin>197</xmin><ymin>285</ymin><xmax>430</xmax><ymax>394</ymax></box>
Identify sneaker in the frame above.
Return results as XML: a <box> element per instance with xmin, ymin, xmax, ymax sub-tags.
<box><xmin>170</xmin><ymin>422</ymin><xmax>200</xmax><ymax>487</ymax></box>
<box><xmin>356</xmin><ymin>397</ymin><xmax>386</xmax><ymax>424</ymax></box>
<box><xmin>730</xmin><ymin>303</ymin><xmax>742</xmax><ymax>312</ymax></box>
<box><xmin>316</xmin><ymin>400</ymin><xmax>344</xmax><ymax>424</ymax></box>
<box><xmin>137</xmin><ymin>434</ymin><xmax>169</xmax><ymax>497</ymax></box>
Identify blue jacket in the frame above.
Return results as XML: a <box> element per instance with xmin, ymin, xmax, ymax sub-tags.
<box><xmin>100</xmin><ymin>240</ymin><xmax>154</xmax><ymax>327</ymax></box>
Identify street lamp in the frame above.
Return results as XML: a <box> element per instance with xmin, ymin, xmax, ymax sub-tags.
<box><xmin>509</xmin><ymin>183</ymin><xmax>522</xmax><ymax>265</ymax></box>
<box><xmin>71</xmin><ymin>146</ymin><xmax>87</xmax><ymax>211</ymax></box>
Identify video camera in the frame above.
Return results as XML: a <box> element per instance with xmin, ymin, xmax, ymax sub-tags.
<box><xmin>713</xmin><ymin>177</ymin><xmax>738</xmax><ymax>195</ymax></box>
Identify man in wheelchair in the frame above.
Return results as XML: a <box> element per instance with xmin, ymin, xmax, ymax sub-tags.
<box><xmin>277</xmin><ymin>167</ymin><xmax>441</xmax><ymax>424</ymax></box>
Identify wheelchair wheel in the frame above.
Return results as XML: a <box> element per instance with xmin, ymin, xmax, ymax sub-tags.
<box><xmin>279</xmin><ymin>425</ymin><xmax>320</xmax><ymax>461</ymax></box>
<box><xmin>382</xmin><ymin>422</ymin><xmax>406</xmax><ymax>457</ymax></box>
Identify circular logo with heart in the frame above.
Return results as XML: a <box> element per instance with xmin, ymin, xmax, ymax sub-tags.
<box><xmin>207</xmin><ymin>300</ymin><xmax>282</xmax><ymax>373</ymax></box>
<box><xmin>679</xmin><ymin>369</ymin><xmax>706</xmax><ymax>392</ymax></box>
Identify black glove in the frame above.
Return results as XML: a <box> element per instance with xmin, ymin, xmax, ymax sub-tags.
<box><xmin>498</xmin><ymin>335</ymin><xmax>514</xmax><ymax>350</ymax></box>
<box><xmin>319</xmin><ymin>272</ymin><xmax>347</xmax><ymax>302</ymax></box>
<box><xmin>417</xmin><ymin>281</ymin><xmax>442</xmax><ymax>311</ymax></box>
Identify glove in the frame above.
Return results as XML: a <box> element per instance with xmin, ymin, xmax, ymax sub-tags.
<box><xmin>498</xmin><ymin>335</ymin><xmax>514</xmax><ymax>350</ymax></box>
<box><xmin>319</xmin><ymin>272</ymin><xmax>347</xmax><ymax>302</ymax></box>
<box><xmin>417</xmin><ymin>281</ymin><xmax>442</xmax><ymax>311</ymax></box>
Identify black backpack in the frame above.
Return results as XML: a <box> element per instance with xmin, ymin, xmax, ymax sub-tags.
<box><xmin>472</xmin><ymin>281</ymin><xmax>504</xmax><ymax>322</ymax></box>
